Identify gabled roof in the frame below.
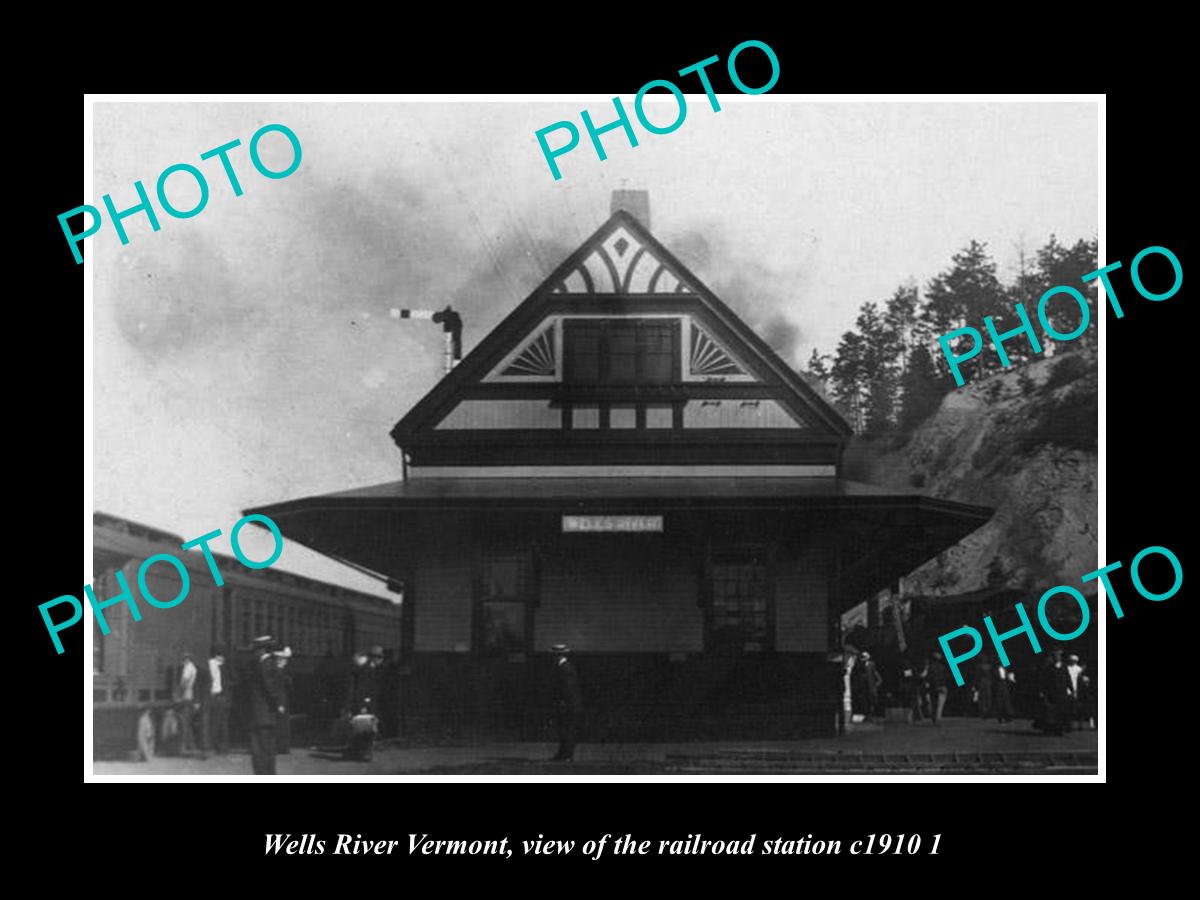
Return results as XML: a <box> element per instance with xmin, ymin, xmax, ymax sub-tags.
<box><xmin>390</xmin><ymin>210</ymin><xmax>852</xmax><ymax>446</ymax></box>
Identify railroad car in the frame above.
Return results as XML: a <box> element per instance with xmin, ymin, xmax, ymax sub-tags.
<box><xmin>92</xmin><ymin>512</ymin><xmax>402</xmax><ymax>760</ymax></box>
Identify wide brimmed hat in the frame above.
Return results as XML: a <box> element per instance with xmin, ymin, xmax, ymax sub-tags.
<box><xmin>550</xmin><ymin>644</ymin><xmax>571</xmax><ymax>654</ymax></box>
<box><xmin>252</xmin><ymin>635</ymin><xmax>275</xmax><ymax>648</ymax></box>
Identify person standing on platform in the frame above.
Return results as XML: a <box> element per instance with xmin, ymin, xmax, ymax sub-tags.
<box><xmin>247</xmin><ymin>636</ymin><xmax>284</xmax><ymax>775</ymax></box>
<box><xmin>366</xmin><ymin>646</ymin><xmax>386</xmax><ymax>735</ymax></box>
<box><xmin>1037</xmin><ymin>648</ymin><xmax>1072</xmax><ymax>736</ymax></box>
<box><xmin>274</xmin><ymin>646</ymin><xmax>293</xmax><ymax>754</ymax></box>
<box><xmin>849</xmin><ymin>652</ymin><xmax>868</xmax><ymax>720</ymax></box>
<box><xmin>899</xmin><ymin>657</ymin><xmax>917</xmax><ymax>721</ymax></box>
<box><xmin>349</xmin><ymin>649</ymin><xmax>383</xmax><ymax>713</ymax></box>
<box><xmin>912</xmin><ymin>655</ymin><xmax>932</xmax><ymax>721</ymax></box>
<box><xmin>992</xmin><ymin>662</ymin><xmax>1015</xmax><ymax>723</ymax></box>
<box><xmin>549</xmin><ymin>644</ymin><xmax>582</xmax><ymax>762</ymax></box>
<box><xmin>973</xmin><ymin>657</ymin><xmax>993</xmax><ymax>719</ymax></box>
<box><xmin>177</xmin><ymin>652</ymin><xmax>199</xmax><ymax>754</ymax></box>
<box><xmin>1079</xmin><ymin>666</ymin><xmax>1096</xmax><ymax>731</ymax></box>
<box><xmin>830</xmin><ymin>655</ymin><xmax>847</xmax><ymax>735</ymax></box>
<box><xmin>862</xmin><ymin>652</ymin><xmax>883</xmax><ymax>717</ymax></box>
<box><xmin>1065</xmin><ymin>653</ymin><xmax>1085</xmax><ymax>731</ymax></box>
<box><xmin>201</xmin><ymin>647</ymin><xmax>229</xmax><ymax>754</ymax></box>
<box><xmin>927</xmin><ymin>651</ymin><xmax>950</xmax><ymax>726</ymax></box>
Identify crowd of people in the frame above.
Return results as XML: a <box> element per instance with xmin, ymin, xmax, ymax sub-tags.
<box><xmin>844</xmin><ymin>645</ymin><xmax>1097</xmax><ymax>733</ymax></box>
<box><xmin>152</xmin><ymin>638</ymin><xmax>586</xmax><ymax>771</ymax></box>
<box><xmin>158</xmin><ymin>646</ymin><xmax>234</xmax><ymax>757</ymax></box>
<box><xmin>156</xmin><ymin>638</ymin><xmax>398</xmax><ymax>773</ymax></box>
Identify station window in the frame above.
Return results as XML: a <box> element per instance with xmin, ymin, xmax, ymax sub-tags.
<box><xmin>706</xmin><ymin>550</ymin><xmax>772</xmax><ymax>654</ymax></box>
<box><xmin>475</xmin><ymin>552</ymin><xmax>536</xmax><ymax>655</ymax></box>
<box><xmin>564</xmin><ymin>319</ymin><xmax>679</xmax><ymax>386</ymax></box>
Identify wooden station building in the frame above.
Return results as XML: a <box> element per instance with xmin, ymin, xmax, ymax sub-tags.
<box><xmin>249</xmin><ymin>193</ymin><xmax>992</xmax><ymax>740</ymax></box>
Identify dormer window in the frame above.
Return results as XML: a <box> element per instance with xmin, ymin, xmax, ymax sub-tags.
<box><xmin>563</xmin><ymin>319</ymin><xmax>679</xmax><ymax>385</ymax></box>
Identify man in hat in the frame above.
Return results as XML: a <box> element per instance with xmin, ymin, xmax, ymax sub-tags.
<box><xmin>972</xmin><ymin>656</ymin><xmax>993</xmax><ymax>719</ymax></box>
<box><xmin>247</xmin><ymin>635</ymin><xmax>285</xmax><ymax>774</ymax></box>
<box><xmin>1037</xmin><ymin>648</ymin><xmax>1072</xmax><ymax>736</ymax></box>
<box><xmin>549</xmin><ymin>644</ymin><xmax>582</xmax><ymax>762</ymax></box>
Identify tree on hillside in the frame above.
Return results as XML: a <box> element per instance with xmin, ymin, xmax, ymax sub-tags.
<box><xmin>805</xmin><ymin>348</ymin><xmax>832</xmax><ymax>384</ymax></box>
<box><xmin>898</xmin><ymin>344</ymin><xmax>945</xmax><ymax>429</ymax></box>
<box><xmin>1035</xmin><ymin>235</ymin><xmax>1099</xmax><ymax>350</ymax></box>
<box><xmin>885</xmin><ymin>283</ymin><xmax>920</xmax><ymax>377</ymax></box>
<box><xmin>830</xmin><ymin>330</ymin><xmax>867</xmax><ymax>432</ymax></box>
<box><xmin>855</xmin><ymin>301</ymin><xmax>901</xmax><ymax>433</ymax></box>
<box><xmin>922</xmin><ymin>241</ymin><xmax>1005</xmax><ymax>381</ymax></box>
<box><xmin>995</xmin><ymin>241</ymin><xmax>1043</xmax><ymax>368</ymax></box>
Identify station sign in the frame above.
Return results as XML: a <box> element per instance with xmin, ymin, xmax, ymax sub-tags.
<box><xmin>562</xmin><ymin>515</ymin><xmax>664</xmax><ymax>533</ymax></box>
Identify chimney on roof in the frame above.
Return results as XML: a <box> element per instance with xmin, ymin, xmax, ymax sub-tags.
<box><xmin>611</xmin><ymin>189</ymin><xmax>650</xmax><ymax>230</ymax></box>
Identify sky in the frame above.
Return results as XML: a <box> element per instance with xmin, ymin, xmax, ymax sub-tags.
<box><xmin>91</xmin><ymin>99</ymin><xmax>1098</xmax><ymax>597</ymax></box>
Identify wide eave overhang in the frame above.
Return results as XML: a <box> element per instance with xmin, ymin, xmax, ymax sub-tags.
<box><xmin>246</xmin><ymin>477</ymin><xmax>993</xmax><ymax>613</ymax></box>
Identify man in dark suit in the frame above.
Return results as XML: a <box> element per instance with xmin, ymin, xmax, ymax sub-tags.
<box><xmin>858</xmin><ymin>651</ymin><xmax>883</xmax><ymax>717</ymax></box>
<box><xmin>550</xmin><ymin>644</ymin><xmax>582</xmax><ymax>762</ymax></box>
<box><xmin>1038</xmin><ymin>648</ymin><xmax>1073</xmax><ymax>736</ymax></box>
<box><xmin>247</xmin><ymin>635</ymin><xmax>285</xmax><ymax>775</ymax></box>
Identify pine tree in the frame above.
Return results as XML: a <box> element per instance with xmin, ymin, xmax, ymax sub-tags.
<box><xmin>898</xmin><ymin>345</ymin><xmax>945</xmax><ymax>429</ymax></box>
<box><xmin>855</xmin><ymin>301</ymin><xmax>901</xmax><ymax>433</ymax></box>
<box><xmin>1035</xmin><ymin>235</ymin><xmax>1098</xmax><ymax>350</ymax></box>
<box><xmin>921</xmin><ymin>240</ymin><xmax>1005</xmax><ymax>381</ymax></box>
<box><xmin>885</xmin><ymin>283</ymin><xmax>919</xmax><ymax>376</ymax></box>
<box><xmin>830</xmin><ymin>330</ymin><xmax>867</xmax><ymax>433</ymax></box>
<box><xmin>805</xmin><ymin>348</ymin><xmax>832</xmax><ymax>384</ymax></box>
<box><xmin>996</xmin><ymin>241</ymin><xmax>1042</xmax><ymax>367</ymax></box>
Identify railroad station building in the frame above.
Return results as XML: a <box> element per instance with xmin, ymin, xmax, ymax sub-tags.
<box><xmin>250</xmin><ymin>193</ymin><xmax>992</xmax><ymax>739</ymax></box>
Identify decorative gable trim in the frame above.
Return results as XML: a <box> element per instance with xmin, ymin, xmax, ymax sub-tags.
<box><xmin>684</xmin><ymin>319</ymin><xmax>756</xmax><ymax>382</ymax></box>
<box><xmin>391</xmin><ymin>210</ymin><xmax>853</xmax><ymax>447</ymax></box>
<box><xmin>550</xmin><ymin>223</ymin><xmax>694</xmax><ymax>295</ymax></box>
<box><xmin>485</xmin><ymin>321</ymin><xmax>560</xmax><ymax>382</ymax></box>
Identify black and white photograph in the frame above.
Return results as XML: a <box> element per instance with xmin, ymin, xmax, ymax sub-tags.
<box><xmin>84</xmin><ymin>97</ymin><xmax>1100</xmax><ymax>778</ymax></box>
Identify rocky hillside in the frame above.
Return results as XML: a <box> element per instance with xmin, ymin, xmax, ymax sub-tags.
<box><xmin>843</xmin><ymin>348</ymin><xmax>1098</xmax><ymax>594</ymax></box>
